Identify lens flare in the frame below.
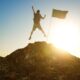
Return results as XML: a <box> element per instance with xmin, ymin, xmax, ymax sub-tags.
<box><xmin>48</xmin><ymin>19</ymin><xmax>80</xmax><ymax>58</ymax></box>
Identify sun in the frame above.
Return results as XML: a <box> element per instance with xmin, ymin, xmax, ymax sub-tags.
<box><xmin>48</xmin><ymin>18</ymin><xmax>80</xmax><ymax>58</ymax></box>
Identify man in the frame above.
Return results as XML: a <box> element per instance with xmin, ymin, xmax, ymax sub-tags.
<box><xmin>29</xmin><ymin>6</ymin><xmax>46</xmax><ymax>40</ymax></box>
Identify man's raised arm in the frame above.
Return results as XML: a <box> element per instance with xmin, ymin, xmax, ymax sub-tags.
<box><xmin>32</xmin><ymin>6</ymin><xmax>35</xmax><ymax>13</ymax></box>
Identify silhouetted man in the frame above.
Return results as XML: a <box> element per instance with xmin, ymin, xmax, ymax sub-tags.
<box><xmin>29</xmin><ymin>6</ymin><xmax>46</xmax><ymax>40</ymax></box>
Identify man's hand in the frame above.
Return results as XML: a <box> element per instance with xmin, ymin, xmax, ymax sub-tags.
<box><xmin>42</xmin><ymin>15</ymin><xmax>46</xmax><ymax>19</ymax></box>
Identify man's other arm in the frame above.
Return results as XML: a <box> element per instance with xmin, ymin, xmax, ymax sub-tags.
<box><xmin>41</xmin><ymin>15</ymin><xmax>46</xmax><ymax>19</ymax></box>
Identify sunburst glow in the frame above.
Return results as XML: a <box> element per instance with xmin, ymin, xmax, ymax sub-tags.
<box><xmin>48</xmin><ymin>18</ymin><xmax>80</xmax><ymax>58</ymax></box>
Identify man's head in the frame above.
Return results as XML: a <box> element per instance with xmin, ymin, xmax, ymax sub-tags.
<box><xmin>37</xmin><ymin>10</ymin><xmax>40</xmax><ymax>13</ymax></box>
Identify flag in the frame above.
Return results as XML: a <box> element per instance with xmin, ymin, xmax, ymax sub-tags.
<box><xmin>52</xmin><ymin>9</ymin><xmax>68</xmax><ymax>19</ymax></box>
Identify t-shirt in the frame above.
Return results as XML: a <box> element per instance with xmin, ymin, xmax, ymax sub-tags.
<box><xmin>33</xmin><ymin>13</ymin><xmax>42</xmax><ymax>24</ymax></box>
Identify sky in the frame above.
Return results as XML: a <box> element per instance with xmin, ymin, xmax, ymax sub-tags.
<box><xmin>0</xmin><ymin>0</ymin><xmax>80</xmax><ymax>57</ymax></box>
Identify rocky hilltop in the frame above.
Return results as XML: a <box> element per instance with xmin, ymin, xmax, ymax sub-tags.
<box><xmin>0</xmin><ymin>42</ymin><xmax>80</xmax><ymax>80</ymax></box>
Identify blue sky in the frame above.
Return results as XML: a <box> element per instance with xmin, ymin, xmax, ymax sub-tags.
<box><xmin>0</xmin><ymin>0</ymin><xmax>80</xmax><ymax>57</ymax></box>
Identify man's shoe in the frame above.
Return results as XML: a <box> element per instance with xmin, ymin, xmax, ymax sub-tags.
<box><xmin>29</xmin><ymin>36</ymin><xmax>31</xmax><ymax>40</ymax></box>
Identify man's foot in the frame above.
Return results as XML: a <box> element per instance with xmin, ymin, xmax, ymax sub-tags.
<box><xmin>29</xmin><ymin>36</ymin><xmax>31</xmax><ymax>40</ymax></box>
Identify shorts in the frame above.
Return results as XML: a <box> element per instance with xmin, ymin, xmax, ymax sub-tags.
<box><xmin>32</xmin><ymin>23</ymin><xmax>43</xmax><ymax>31</ymax></box>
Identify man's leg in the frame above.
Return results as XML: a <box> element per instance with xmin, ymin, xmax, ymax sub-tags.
<box><xmin>29</xmin><ymin>24</ymin><xmax>36</xmax><ymax>40</ymax></box>
<box><xmin>38</xmin><ymin>25</ymin><xmax>46</xmax><ymax>37</ymax></box>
